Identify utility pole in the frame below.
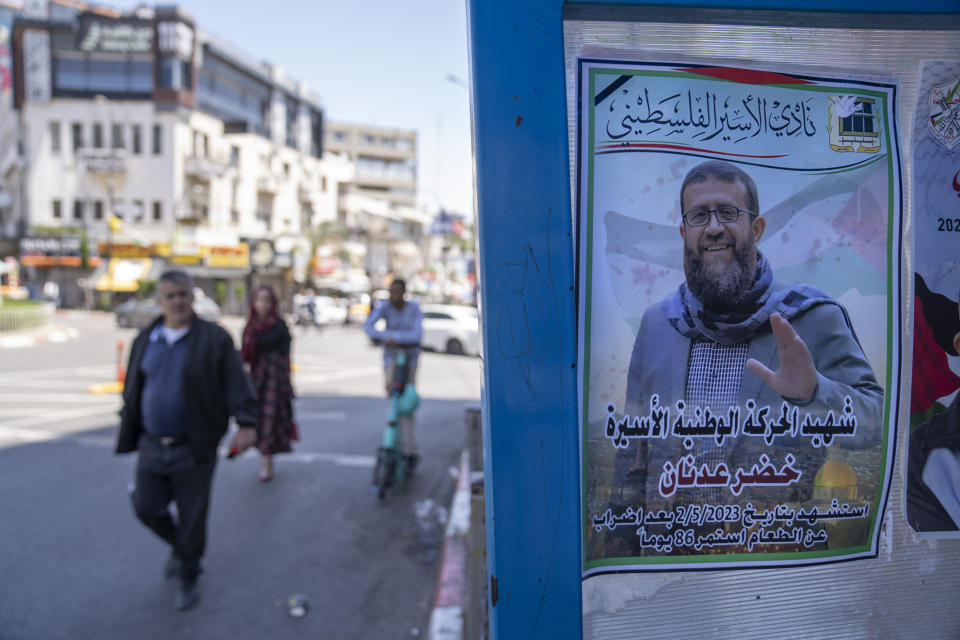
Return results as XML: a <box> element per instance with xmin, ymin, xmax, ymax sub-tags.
<box><xmin>95</xmin><ymin>94</ymin><xmax>117</xmax><ymax>306</ymax></box>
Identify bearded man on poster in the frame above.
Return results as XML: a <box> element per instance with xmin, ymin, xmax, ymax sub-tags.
<box><xmin>609</xmin><ymin>160</ymin><xmax>884</xmax><ymax>543</ymax></box>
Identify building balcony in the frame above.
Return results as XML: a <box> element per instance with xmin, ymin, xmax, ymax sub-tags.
<box><xmin>353</xmin><ymin>143</ymin><xmax>414</xmax><ymax>161</ymax></box>
<box><xmin>298</xmin><ymin>184</ymin><xmax>321</xmax><ymax>202</ymax></box>
<box><xmin>185</xmin><ymin>155</ymin><xmax>228</xmax><ymax>181</ymax></box>
<box><xmin>257</xmin><ymin>175</ymin><xmax>279</xmax><ymax>193</ymax></box>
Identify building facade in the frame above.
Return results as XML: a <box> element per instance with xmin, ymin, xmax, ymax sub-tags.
<box><xmin>323</xmin><ymin>120</ymin><xmax>427</xmax><ymax>286</ymax></box>
<box><xmin>6</xmin><ymin>0</ymin><xmax>360</xmax><ymax>310</ymax></box>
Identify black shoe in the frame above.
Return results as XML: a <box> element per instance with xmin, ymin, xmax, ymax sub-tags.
<box><xmin>164</xmin><ymin>555</ymin><xmax>182</xmax><ymax>580</ymax></box>
<box><xmin>174</xmin><ymin>578</ymin><xmax>200</xmax><ymax>611</ymax></box>
<box><xmin>404</xmin><ymin>455</ymin><xmax>420</xmax><ymax>475</ymax></box>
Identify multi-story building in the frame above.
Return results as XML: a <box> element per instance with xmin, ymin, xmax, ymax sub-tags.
<box><xmin>7</xmin><ymin>0</ymin><xmax>357</xmax><ymax>309</ymax></box>
<box><xmin>324</xmin><ymin>120</ymin><xmax>425</xmax><ymax>284</ymax></box>
<box><xmin>324</xmin><ymin>121</ymin><xmax>416</xmax><ymax>209</ymax></box>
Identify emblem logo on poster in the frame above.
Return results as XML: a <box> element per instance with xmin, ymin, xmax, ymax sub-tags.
<box><xmin>928</xmin><ymin>74</ymin><xmax>960</xmax><ymax>150</ymax></box>
<box><xmin>828</xmin><ymin>95</ymin><xmax>880</xmax><ymax>154</ymax></box>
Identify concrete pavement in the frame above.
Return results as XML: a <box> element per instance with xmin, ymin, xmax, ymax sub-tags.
<box><xmin>0</xmin><ymin>311</ymin><xmax>483</xmax><ymax>638</ymax></box>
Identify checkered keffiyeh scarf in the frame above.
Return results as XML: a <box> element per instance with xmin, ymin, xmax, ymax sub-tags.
<box><xmin>664</xmin><ymin>252</ymin><xmax>837</xmax><ymax>345</ymax></box>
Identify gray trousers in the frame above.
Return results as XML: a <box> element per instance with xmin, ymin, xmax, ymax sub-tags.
<box><xmin>132</xmin><ymin>436</ymin><xmax>216</xmax><ymax>581</ymax></box>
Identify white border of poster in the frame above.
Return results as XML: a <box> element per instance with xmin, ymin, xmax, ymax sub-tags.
<box><xmin>576</xmin><ymin>59</ymin><xmax>902</xmax><ymax>574</ymax></box>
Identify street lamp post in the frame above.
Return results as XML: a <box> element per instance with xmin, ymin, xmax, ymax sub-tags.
<box><xmin>95</xmin><ymin>94</ymin><xmax>117</xmax><ymax>307</ymax></box>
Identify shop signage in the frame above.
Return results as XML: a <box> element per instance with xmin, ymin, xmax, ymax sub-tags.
<box><xmin>20</xmin><ymin>236</ymin><xmax>83</xmax><ymax>266</ymax></box>
<box><xmin>79</xmin><ymin>149</ymin><xmax>126</xmax><ymax>174</ymax></box>
<box><xmin>100</xmin><ymin>242</ymin><xmax>152</xmax><ymax>258</ymax></box>
<box><xmin>249</xmin><ymin>239</ymin><xmax>275</xmax><ymax>269</ymax></box>
<box><xmin>206</xmin><ymin>243</ymin><xmax>250</xmax><ymax>269</ymax></box>
<box><xmin>78</xmin><ymin>15</ymin><xmax>153</xmax><ymax>54</ymax></box>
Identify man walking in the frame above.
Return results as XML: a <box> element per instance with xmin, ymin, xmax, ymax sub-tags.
<box><xmin>116</xmin><ymin>270</ymin><xmax>258</xmax><ymax>610</ymax></box>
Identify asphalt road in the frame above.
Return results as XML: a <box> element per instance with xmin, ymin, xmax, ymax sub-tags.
<box><xmin>0</xmin><ymin>311</ymin><xmax>482</xmax><ymax>639</ymax></box>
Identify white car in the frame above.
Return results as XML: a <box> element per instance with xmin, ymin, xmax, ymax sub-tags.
<box><xmin>314</xmin><ymin>295</ymin><xmax>348</xmax><ymax>325</ymax></box>
<box><xmin>420</xmin><ymin>304</ymin><xmax>480</xmax><ymax>356</ymax></box>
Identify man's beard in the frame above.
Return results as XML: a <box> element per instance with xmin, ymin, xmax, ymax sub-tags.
<box><xmin>684</xmin><ymin>239</ymin><xmax>757</xmax><ymax>310</ymax></box>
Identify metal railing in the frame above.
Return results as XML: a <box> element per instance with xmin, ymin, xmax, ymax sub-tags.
<box><xmin>0</xmin><ymin>302</ymin><xmax>55</xmax><ymax>332</ymax></box>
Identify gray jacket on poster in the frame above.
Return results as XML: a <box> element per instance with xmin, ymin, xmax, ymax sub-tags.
<box><xmin>612</xmin><ymin>280</ymin><xmax>884</xmax><ymax>508</ymax></box>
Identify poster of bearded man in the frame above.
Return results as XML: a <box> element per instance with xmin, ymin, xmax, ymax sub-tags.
<box><xmin>576</xmin><ymin>59</ymin><xmax>902</xmax><ymax>574</ymax></box>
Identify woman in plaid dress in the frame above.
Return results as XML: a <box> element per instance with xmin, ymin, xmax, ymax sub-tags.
<box><xmin>241</xmin><ymin>285</ymin><xmax>296</xmax><ymax>481</ymax></box>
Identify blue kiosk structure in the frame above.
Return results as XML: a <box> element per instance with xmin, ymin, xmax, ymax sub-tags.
<box><xmin>468</xmin><ymin>1</ymin><xmax>960</xmax><ymax>638</ymax></box>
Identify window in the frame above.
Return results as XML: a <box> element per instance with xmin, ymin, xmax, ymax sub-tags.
<box><xmin>111</xmin><ymin>124</ymin><xmax>124</xmax><ymax>149</ymax></box>
<box><xmin>256</xmin><ymin>193</ymin><xmax>272</xmax><ymax>223</ymax></box>
<box><xmin>71</xmin><ymin>123</ymin><xmax>83</xmax><ymax>151</ymax></box>
<box><xmin>193</xmin><ymin>131</ymin><xmax>208</xmax><ymax>157</ymax></box>
<box><xmin>93</xmin><ymin>201</ymin><xmax>103</xmax><ymax>220</ymax></box>
<box><xmin>283</xmin><ymin>162</ymin><xmax>290</xmax><ymax>177</ymax></box>
<box><xmin>229</xmin><ymin>145</ymin><xmax>239</xmax><ymax>167</ymax></box>
<box><xmin>321</xmin><ymin>176</ymin><xmax>327</xmax><ymax>192</ymax></box>
<box><xmin>52</xmin><ymin>200</ymin><xmax>62</xmax><ymax>219</ymax></box>
<box><xmin>132</xmin><ymin>125</ymin><xmax>142</xmax><ymax>154</ymax></box>
<box><xmin>73</xmin><ymin>200</ymin><xmax>84</xmax><ymax>221</ymax></box>
<box><xmin>152</xmin><ymin>124</ymin><xmax>162</xmax><ymax>155</ymax></box>
<box><xmin>53</xmin><ymin>55</ymin><xmax>153</xmax><ymax>93</ymax></box>
<box><xmin>839</xmin><ymin>99</ymin><xmax>878</xmax><ymax>137</ymax></box>
<box><xmin>152</xmin><ymin>201</ymin><xmax>162</xmax><ymax>221</ymax></box>
<box><xmin>133</xmin><ymin>200</ymin><xmax>144</xmax><ymax>223</ymax></box>
<box><xmin>92</xmin><ymin>123</ymin><xmax>103</xmax><ymax>148</ymax></box>
<box><xmin>50</xmin><ymin>122</ymin><xmax>61</xmax><ymax>153</ymax></box>
<box><xmin>159</xmin><ymin>56</ymin><xmax>192</xmax><ymax>90</ymax></box>
<box><xmin>114</xmin><ymin>199</ymin><xmax>125</xmax><ymax>220</ymax></box>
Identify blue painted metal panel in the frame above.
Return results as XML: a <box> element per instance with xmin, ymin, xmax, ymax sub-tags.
<box><xmin>467</xmin><ymin>0</ymin><xmax>582</xmax><ymax>637</ymax></box>
<box><xmin>568</xmin><ymin>0</ymin><xmax>960</xmax><ymax>12</ymax></box>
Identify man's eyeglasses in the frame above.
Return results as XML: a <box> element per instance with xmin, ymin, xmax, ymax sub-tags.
<box><xmin>682</xmin><ymin>205</ymin><xmax>756</xmax><ymax>227</ymax></box>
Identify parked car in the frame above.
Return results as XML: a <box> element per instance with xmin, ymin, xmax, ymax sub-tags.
<box><xmin>115</xmin><ymin>291</ymin><xmax>221</xmax><ymax>329</ymax></box>
<box><xmin>313</xmin><ymin>295</ymin><xmax>348</xmax><ymax>325</ymax></box>
<box><xmin>420</xmin><ymin>304</ymin><xmax>480</xmax><ymax>356</ymax></box>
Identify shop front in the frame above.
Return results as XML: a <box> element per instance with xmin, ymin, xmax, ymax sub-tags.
<box><xmin>20</xmin><ymin>235</ymin><xmax>100</xmax><ymax>308</ymax></box>
<box><xmin>172</xmin><ymin>242</ymin><xmax>251</xmax><ymax>315</ymax></box>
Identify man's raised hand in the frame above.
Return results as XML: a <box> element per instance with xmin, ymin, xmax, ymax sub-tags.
<box><xmin>745</xmin><ymin>312</ymin><xmax>818</xmax><ymax>403</ymax></box>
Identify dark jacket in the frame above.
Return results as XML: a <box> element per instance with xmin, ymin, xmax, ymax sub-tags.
<box><xmin>907</xmin><ymin>394</ymin><xmax>960</xmax><ymax>532</ymax></box>
<box><xmin>116</xmin><ymin>316</ymin><xmax>259</xmax><ymax>462</ymax></box>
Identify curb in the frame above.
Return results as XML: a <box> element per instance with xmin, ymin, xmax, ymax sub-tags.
<box><xmin>429</xmin><ymin>449</ymin><xmax>471</xmax><ymax>640</ymax></box>
<box><xmin>0</xmin><ymin>326</ymin><xmax>79</xmax><ymax>349</ymax></box>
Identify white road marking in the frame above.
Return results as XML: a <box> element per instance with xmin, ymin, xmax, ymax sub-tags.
<box><xmin>0</xmin><ymin>393</ymin><xmax>121</xmax><ymax>404</ymax></box>
<box><xmin>0</xmin><ymin>365</ymin><xmax>115</xmax><ymax>380</ymax></box>
<box><xmin>0</xmin><ymin>336</ymin><xmax>35</xmax><ymax>349</ymax></box>
<box><xmin>293</xmin><ymin>366</ymin><xmax>381</xmax><ymax>385</ymax></box>
<box><xmin>292</xmin><ymin>411</ymin><xmax>347</xmax><ymax>421</ymax></box>
<box><xmin>1</xmin><ymin>404</ymin><xmax>118</xmax><ymax>430</ymax></box>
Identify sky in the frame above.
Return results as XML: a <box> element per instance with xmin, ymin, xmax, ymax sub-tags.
<box><xmin>110</xmin><ymin>0</ymin><xmax>474</xmax><ymax>217</ymax></box>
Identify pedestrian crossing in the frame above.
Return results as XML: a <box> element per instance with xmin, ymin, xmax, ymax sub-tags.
<box><xmin>290</xmin><ymin>352</ymin><xmax>382</xmax><ymax>393</ymax></box>
<box><xmin>0</xmin><ymin>353</ymin><xmax>382</xmax><ymax>449</ymax></box>
<box><xmin>0</xmin><ymin>364</ymin><xmax>122</xmax><ymax>447</ymax></box>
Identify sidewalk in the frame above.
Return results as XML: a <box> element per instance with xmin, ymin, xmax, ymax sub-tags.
<box><xmin>429</xmin><ymin>404</ymin><xmax>485</xmax><ymax>640</ymax></box>
<box><xmin>0</xmin><ymin>322</ymin><xmax>79</xmax><ymax>349</ymax></box>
